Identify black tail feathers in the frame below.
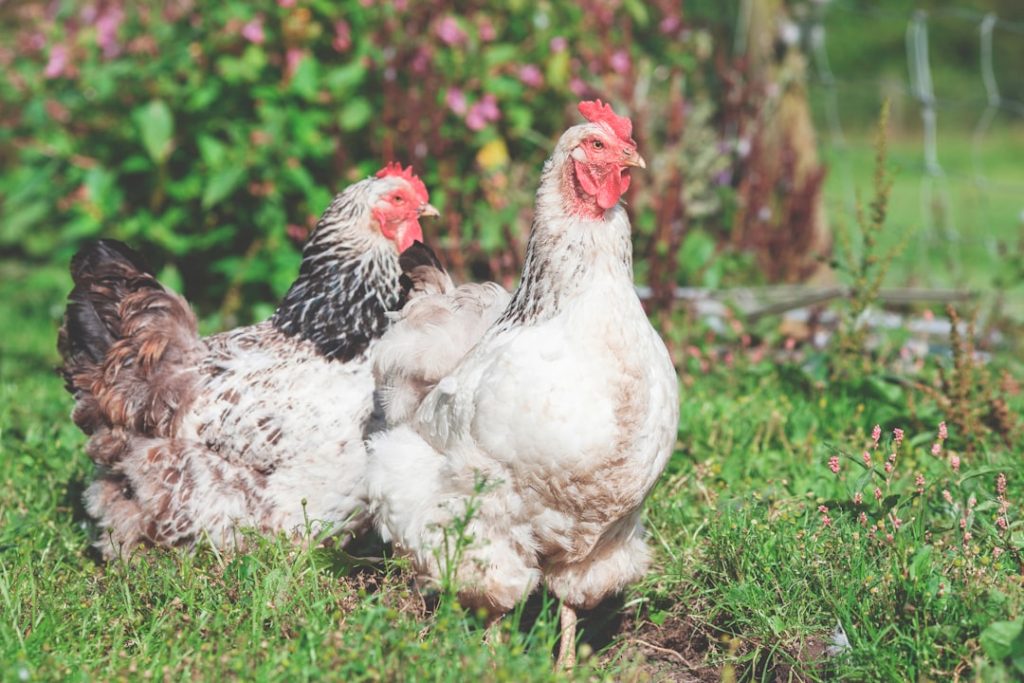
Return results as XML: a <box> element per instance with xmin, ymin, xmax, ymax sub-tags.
<box><xmin>59</xmin><ymin>239</ymin><xmax>161</xmax><ymax>371</ymax></box>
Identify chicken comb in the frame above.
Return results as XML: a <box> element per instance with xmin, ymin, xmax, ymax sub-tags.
<box><xmin>577</xmin><ymin>99</ymin><xmax>635</xmax><ymax>145</ymax></box>
<box><xmin>375</xmin><ymin>162</ymin><xmax>429</xmax><ymax>203</ymax></box>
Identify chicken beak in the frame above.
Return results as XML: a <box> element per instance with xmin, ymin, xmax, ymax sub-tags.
<box><xmin>418</xmin><ymin>202</ymin><xmax>440</xmax><ymax>218</ymax></box>
<box><xmin>623</xmin><ymin>149</ymin><xmax>647</xmax><ymax>169</ymax></box>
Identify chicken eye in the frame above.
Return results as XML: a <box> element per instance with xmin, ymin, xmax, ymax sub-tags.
<box><xmin>393</xmin><ymin>194</ymin><xmax>404</xmax><ymax>203</ymax></box>
<box><xmin>592</xmin><ymin>139</ymin><xmax>604</xmax><ymax>150</ymax></box>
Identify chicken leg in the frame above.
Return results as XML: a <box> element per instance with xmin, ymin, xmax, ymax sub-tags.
<box><xmin>556</xmin><ymin>603</ymin><xmax>577</xmax><ymax>670</ymax></box>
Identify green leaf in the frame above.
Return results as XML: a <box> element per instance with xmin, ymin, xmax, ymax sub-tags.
<box><xmin>202</xmin><ymin>167</ymin><xmax>246</xmax><ymax>209</ymax></box>
<box><xmin>133</xmin><ymin>100</ymin><xmax>175</xmax><ymax>164</ymax></box>
<box><xmin>290</xmin><ymin>55</ymin><xmax>320</xmax><ymax>101</ymax></box>
<box><xmin>338</xmin><ymin>98</ymin><xmax>372</xmax><ymax>132</ymax></box>
<box><xmin>980</xmin><ymin>619</ymin><xmax>1024</xmax><ymax>662</ymax></box>
<box><xmin>198</xmin><ymin>135</ymin><xmax>228</xmax><ymax>168</ymax></box>
<box><xmin>545</xmin><ymin>50</ymin><xmax>570</xmax><ymax>88</ymax></box>
<box><xmin>323</xmin><ymin>62</ymin><xmax>367</xmax><ymax>96</ymax></box>
<box><xmin>623</xmin><ymin>0</ymin><xmax>650</xmax><ymax>26</ymax></box>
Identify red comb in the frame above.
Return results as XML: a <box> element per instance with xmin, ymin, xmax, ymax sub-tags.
<box><xmin>577</xmin><ymin>99</ymin><xmax>635</xmax><ymax>146</ymax></box>
<box><xmin>375</xmin><ymin>162</ymin><xmax>429</xmax><ymax>203</ymax></box>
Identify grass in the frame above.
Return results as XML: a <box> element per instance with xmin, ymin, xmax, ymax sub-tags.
<box><xmin>1</xmin><ymin>233</ymin><xmax>1023</xmax><ymax>679</ymax></box>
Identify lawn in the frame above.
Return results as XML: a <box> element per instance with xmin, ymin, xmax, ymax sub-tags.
<box><xmin>2</xmin><ymin>226</ymin><xmax>1022</xmax><ymax>682</ymax></box>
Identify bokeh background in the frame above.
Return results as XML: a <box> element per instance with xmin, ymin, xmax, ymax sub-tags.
<box><xmin>1</xmin><ymin>0</ymin><xmax>1022</xmax><ymax>328</ymax></box>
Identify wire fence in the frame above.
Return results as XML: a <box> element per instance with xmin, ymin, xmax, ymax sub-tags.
<box><xmin>806</xmin><ymin>0</ymin><xmax>1024</xmax><ymax>290</ymax></box>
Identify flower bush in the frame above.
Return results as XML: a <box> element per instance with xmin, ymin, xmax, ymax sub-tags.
<box><xmin>1</xmin><ymin>0</ymin><xmax>746</xmax><ymax>321</ymax></box>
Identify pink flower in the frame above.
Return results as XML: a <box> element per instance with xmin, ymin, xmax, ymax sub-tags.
<box><xmin>828</xmin><ymin>456</ymin><xmax>840</xmax><ymax>474</ymax></box>
<box><xmin>478</xmin><ymin>18</ymin><xmax>496</xmax><ymax>42</ymax></box>
<box><xmin>660</xmin><ymin>14</ymin><xmax>682</xmax><ymax>34</ymax></box>
<box><xmin>445</xmin><ymin>88</ymin><xmax>467</xmax><ymax>116</ymax></box>
<box><xmin>818</xmin><ymin>505</ymin><xmax>829</xmax><ymax>514</ymax></box>
<box><xmin>859</xmin><ymin>512</ymin><xmax>868</xmax><ymax>525</ymax></box>
<box><xmin>44</xmin><ymin>44</ymin><xmax>69</xmax><ymax>79</ymax></box>
<box><xmin>241</xmin><ymin>16</ymin><xmax>265</xmax><ymax>44</ymax></box>
<box><xmin>569</xmin><ymin>78</ymin><xmax>587</xmax><ymax>97</ymax></box>
<box><xmin>997</xmin><ymin>516</ymin><xmax>1008</xmax><ymax>530</ymax></box>
<box><xmin>938</xmin><ymin>421</ymin><xmax>948</xmax><ymax>440</ymax></box>
<box><xmin>890</xmin><ymin>515</ymin><xmax>902</xmax><ymax>530</ymax></box>
<box><xmin>968</xmin><ymin>495</ymin><xmax>976</xmax><ymax>510</ymax></box>
<box><xmin>549</xmin><ymin>36</ymin><xmax>568</xmax><ymax>52</ymax></box>
<box><xmin>278</xmin><ymin>0</ymin><xmax>296</xmax><ymax>6</ymax></box>
<box><xmin>963</xmin><ymin>532</ymin><xmax>972</xmax><ymax>543</ymax></box>
<box><xmin>518</xmin><ymin>64</ymin><xmax>543</xmax><ymax>88</ymax></box>
<box><xmin>609</xmin><ymin>49</ymin><xmax>631</xmax><ymax>74</ymax></box>
<box><xmin>950</xmin><ymin>454</ymin><xmax>960</xmax><ymax>473</ymax></box>
<box><xmin>465</xmin><ymin>108</ymin><xmax>486</xmax><ymax>131</ymax></box>
<box><xmin>915</xmin><ymin>473</ymin><xmax>925</xmax><ymax>493</ymax></box>
<box><xmin>884</xmin><ymin>462</ymin><xmax>893</xmax><ymax>474</ymax></box>
<box><xmin>285</xmin><ymin>47</ymin><xmax>304</xmax><ymax>79</ymax></box>
<box><xmin>465</xmin><ymin>93</ymin><xmax>501</xmax><ymax>130</ymax></box>
<box><xmin>994</xmin><ymin>547</ymin><xmax>1004</xmax><ymax>559</ymax></box>
<box><xmin>871</xmin><ymin>424</ymin><xmax>881</xmax><ymax>445</ymax></box>
<box><xmin>960</xmin><ymin>518</ymin><xmax>967</xmax><ymax>530</ymax></box>
<box><xmin>862</xmin><ymin>451</ymin><xmax>872</xmax><ymax>467</ymax></box>
<box><xmin>931</xmin><ymin>442</ymin><xmax>941</xmax><ymax>456</ymax></box>
<box><xmin>997</xmin><ymin>473</ymin><xmax>1007</xmax><ymax>496</ymax></box>
<box><xmin>892</xmin><ymin>428</ymin><xmax>904</xmax><ymax>447</ymax></box>
<box><xmin>436</xmin><ymin>17</ymin><xmax>466</xmax><ymax>46</ymax></box>
<box><xmin>874</xmin><ymin>487</ymin><xmax>883</xmax><ymax>501</ymax></box>
<box><xmin>853</xmin><ymin>492</ymin><xmax>863</xmax><ymax>505</ymax></box>
<box><xmin>95</xmin><ymin>5</ymin><xmax>124</xmax><ymax>58</ymax></box>
<box><xmin>333</xmin><ymin>20</ymin><xmax>351</xmax><ymax>52</ymax></box>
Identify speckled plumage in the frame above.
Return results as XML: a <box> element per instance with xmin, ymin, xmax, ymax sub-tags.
<box><xmin>59</xmin><ymin>175</ymin><xmax>415</xmax><ymax>559</ymax></box>
<box><xmin>367</xmin><ymin>122</ymin><xmax>679</xmax><ymax>622</ymax></box>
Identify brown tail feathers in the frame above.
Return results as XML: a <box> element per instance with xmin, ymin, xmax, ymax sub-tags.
<box><xmin>58</xmin><ymin>239</ymin><xmax>199</xmax><ymax>438</ymax></box>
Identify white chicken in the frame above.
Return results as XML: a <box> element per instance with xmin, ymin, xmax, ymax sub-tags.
<box><xmin>367</xmin><ymin>101</ymin><xmax>679</xmax><ymax>668</ymax></box>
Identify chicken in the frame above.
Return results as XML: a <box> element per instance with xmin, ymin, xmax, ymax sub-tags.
<box><xmin>366</xmin><ymin>102</ymin><xmax>679</xmax><ymax>668</ymax></box>
<box><xmin>58</xmin><ymin>163</ymin><xmax>438</xmax><ymax>559</ymax></box>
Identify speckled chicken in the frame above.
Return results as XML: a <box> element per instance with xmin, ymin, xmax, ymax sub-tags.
<box><xmin>58</xmin><ymin>164</ymin><xmax>437</xmax><ymax>559</ymax></box>
<box><xmin>367</xmin><ymin>102</ymin><xmax>679</xmax><ymax>668</ymax></box>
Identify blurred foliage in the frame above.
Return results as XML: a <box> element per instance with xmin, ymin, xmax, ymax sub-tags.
<box><xmin>0</xmin><ymin>0</ymin><xmax>752</xmax><ymax>321</ymax></box>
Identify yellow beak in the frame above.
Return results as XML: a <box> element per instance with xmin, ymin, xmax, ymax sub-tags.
<box><xmin>418</xmin><ymin>203</ymin><xmax>440</xmax><ymax>218</ymax></box>
<box><xmin>623</xmin><ymin>149</ymin><xmax>647</xmax><ymax>169</ymax></box>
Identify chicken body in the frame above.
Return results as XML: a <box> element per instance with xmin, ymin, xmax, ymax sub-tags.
<box><xmin>369</xmin><ymin>108</ymin><xmax>679</xmax><ymax>632</ymax></box>
<box><xmin>61</xmin><ymin>171</ymin><xmax>434</xmax><ymax>558</ymax></box>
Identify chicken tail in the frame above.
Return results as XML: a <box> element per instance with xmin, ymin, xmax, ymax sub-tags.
<box><xmin>58</xmin><ymin>239</ymin><xmax>199</xmax><ymax>438</ymax></box>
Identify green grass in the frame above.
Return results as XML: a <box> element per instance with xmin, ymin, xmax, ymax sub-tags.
<box><xmin>821</xmin><ymin>124</ymin><xmax>1024</xmax><ymax>296</ymax></box>
<box><xmin>1</xmin><ymin>257</ymin><xmax>1023</xmax><ymax>682</ymax></box>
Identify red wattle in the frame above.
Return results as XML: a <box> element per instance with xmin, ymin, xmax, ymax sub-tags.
<box><xmin>573</xmin><ymin>160</ymin><xmax>630</xmax><ymax>211</ymax></box>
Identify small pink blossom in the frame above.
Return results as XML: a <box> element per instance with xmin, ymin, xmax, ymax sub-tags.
<box><xmin>997</xmin><ymin>473</ymin><xmax>1007</xmax><ymax>496</ymax></box>
<box><xmin>915</xmin><ymin>473</ymin><xmax>925</xmax><ymax>493</ymax></box>
<box><xmin>874</xmin><ymin>487</ymin><xmax>883</xmax><ymax>501</ymax></box>
<box><xmin>446</xmin><ymin>88</ymin><xmax>467</xmax><ymax>116</ymax></box>
<box><xmin>893</xmin><ymin>428</ymin><xmax>904</xmax><ymax>447</ymax></box>
<box><xmin>549</xmin><ymin>36</ymin><xmax>568</xmax><ymax>52</ymax></box>
<box><xmin>994</xmin><ymin>547</ymin><xmax>1004</xmax><ymax>559</ymax></box>
<box><xmin>609</xmin><ymin>49</ymin><xmax>631</xmax><ymax>74</ymax></box>
<box><xmin>931</xmin><ymin>442</ymin><xmax>941</xmax><ymax>456</ymax></box>
<box><xmin>886</xmin><ymin>533</ymin><xmax>894</xmax><ymax>543</ymax></box>
<box><xmin>968</xmin><ymin>495</ymin><xmax>976</xmax><ymax>510</ymax></box>
<box><xmin>884</xmin><ymin>462</ymin><xmax>893</xmax><ymax>474</ymax></box>
<box><xmin>818</xmin><ymin>505</ymin><xmax>831</xmax><ymax>527</ymax></box>
<box><xmin>278</xmin><ymin>0</ymin><xmax>296</xmax><ymax>7</ymax></box>
<box><xmin>44</xmin><ymin>44</ymin><xmax>69</xmax><ymax>79</ymax></box>
<box><xmin>332</xmin><ymin>20</ymin><xmax>351</xmax><ymax>52</ymax></box>
<box><xmin>241</xmin><ymin>16</ymin><xmax>265</xmax><ymax>44</ymax></box>
<box><xmin>942</xmin><ymin>489</ymin><xmax>954</xmax><ymax>505</ymax></box>
<box><xmin>853</xmin><ymin>492</ymin><xmax>863</xmax><ymax>505</ymax></box>
<box><xmin>569</xmin><ymin>78</ymin><xmax>587</xmax><ymax>97</ymax></box>
<box><xmin>659</xmin><ymin>14</ymin><xmax>682</xmax><ymax>33</ymax></box>
<box><xmin>950</xmin><ymin>454</ymin><xmax>960</xmax><ymax>473</ymax></box>
<box><xmin>478</xmin><ymin>18</ymin><xmax>496</xmax><ymax>42</ymax></box>
<box><xmin>963</xmin><ymin>532</ymin><xmax>972</xmax><ymax>543</ymax></box>
<box><xmin>862</xmin><ymin>451</ymin><xmax>872</xmax><ymax>467</ymax></box>
<box><xmin>94</xmin><ymin>5</ymin><xmax>124</xmax><ymax>58</ymax></box>
<box><xmin>859</xmin><ymin>512</ymin><xmax>868</xmax><ymax>525</ymax></box>
<box><xmin>518</xmin><ymin>64</ymin><xmax>543</xmax><ymax>88</ymax></box>
<box><xmin>285</xmin><ymin>47</ymin><xmax>304</xmax><ymax>79</ymax></box>
<box><xmin>436</xmin><ymin>17</ymin><xmax>466</xmax><ymax>46</ymax></box>
<box><xmin>997</xmin><ymin>516</ymin><xmax>1008</xmax><ymax>530</ymax></box>
<box><xmin>828</xmin><ymin>456</ymin><xmax>840</xmax><ymax>474</ymax></box>
<box><xmin>960</xmin><ymin>517</ymin><xmax>967</xmax><ymax>530</ymax></box>
<box><xmin>890</xmin><ymin>515</ymin><xmax>902</xmax><ymax>530</ymax></box>
<box><xmin>871</xmin><ymin>424</ymin><xmax>881</xmax><ymax>445</ymax></box>
<box><xmin>938</xmin><ymin>421</ymin><xmax>948</xmax><ymax>440</ymax></box>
